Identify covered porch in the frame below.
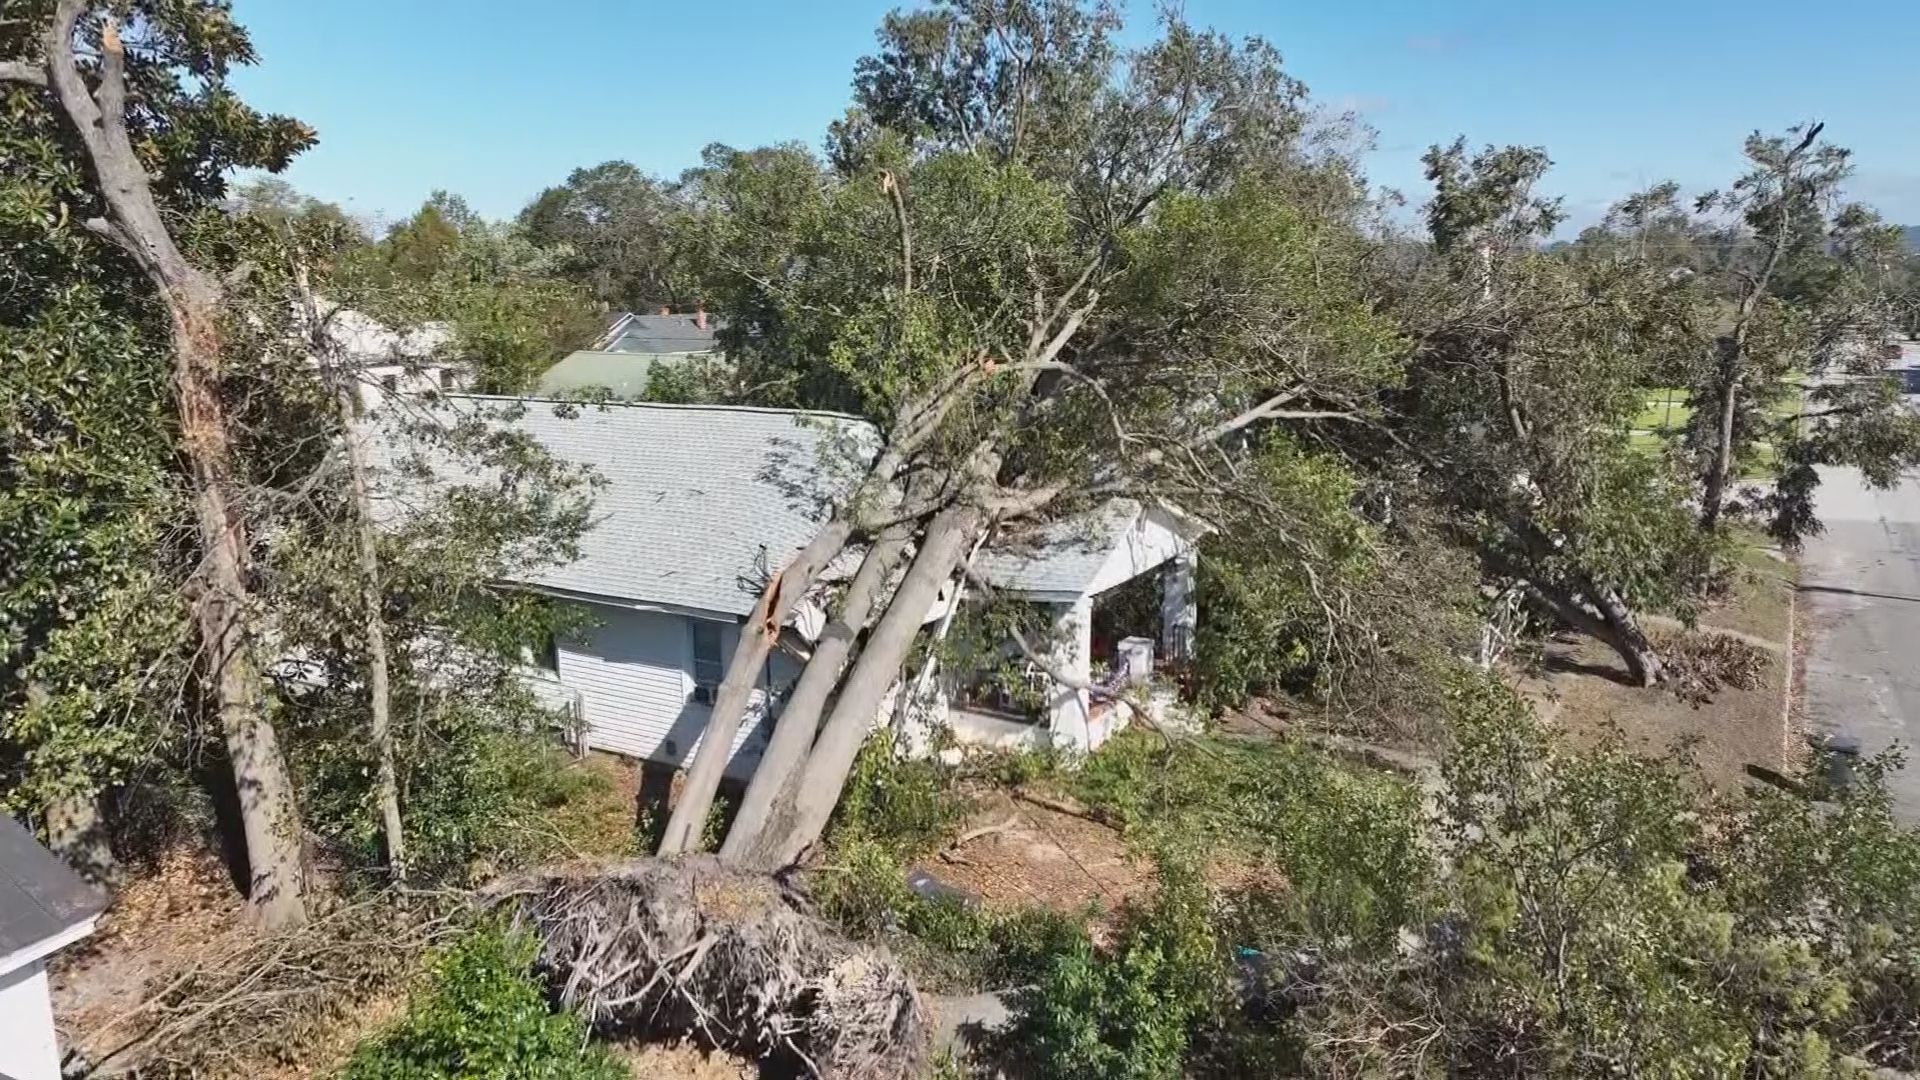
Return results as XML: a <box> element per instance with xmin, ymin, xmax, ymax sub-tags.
<box><xmin>905</xmin><ymin>500</ymin><xmax>1198</xmax><ymax>755</ymax></box>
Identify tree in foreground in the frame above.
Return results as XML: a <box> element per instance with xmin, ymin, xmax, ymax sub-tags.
<box><xmin>3</xmin><ymin>0</ymin><xmax>318</xmax><ymax>927</ymax></box>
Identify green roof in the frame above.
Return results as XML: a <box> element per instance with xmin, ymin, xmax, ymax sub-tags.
<box><xmin>535</xmin><ymin>350</ymin><xmax>694</xmax><ymax>398</ymax></box>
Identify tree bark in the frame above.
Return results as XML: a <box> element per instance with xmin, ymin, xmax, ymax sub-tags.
<box><xmin>1527</xmin><ymin>581</ymin><xmax>1663</xmax><ymax>687</ymax></box>
<box><xmin>21</xmin><ymin>4</ymin><xmax>307</xmax><ymax>927</ymax></box>
<box><xmin>344</xmin><ymin>397</ymin><xmax>406</xmax><ymax>880</ymax></box>
<box><xmin>717</xmin><ymin>524</ymin><xmax>913</xmax><ymax>868</ymax></box>
<box><xmin>1699</xmin><ymin>342</ymin><xmax>1742</xmax><ymax>532</ymax></box>
<box><xmin>749</xmin><ymin>505</ymin><xmax>985</xmax><ymax>870</ymax></box>
<box><xmin>657</xmin><ymin>519</ymin><xmax>856</xmax><ymax>854</ymax></box>
<box><xmin>298</xmin><ymin>266</ymin><xmax>407</xmax><ymax>880</ymax></box>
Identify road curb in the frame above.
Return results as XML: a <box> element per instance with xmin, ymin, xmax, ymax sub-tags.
<box><xmin>1780</xmin><ymin>570</ymin><xmax>1798</xmax><ymax>772</ymax></box>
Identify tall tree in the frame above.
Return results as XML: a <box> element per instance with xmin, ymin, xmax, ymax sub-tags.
<box><xmin>519</xmin><ymin>161</ymin><xmax>686</xmax><ymax>311</ymax></box>
<box><xmin>665</xmin><ymin>1</ymin><xmax>1403</xmax><ymax>865</ymax></box>
<box><xmin>3</xmin><ymin>0</ymin><xmax>315</xmax><ymax>926</ymax></box>
<box><xmin>1686</xmin><ymin>124</ymin><xmax>1920</xmax><ymax>535</ymax></box>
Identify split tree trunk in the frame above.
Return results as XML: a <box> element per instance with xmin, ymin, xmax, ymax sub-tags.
<box><xmin>657</xmin><ymin>520</ymin><xmax>856</xmax><ymax>854</ymax></box>
<box><xmin>740</xmin><ymin>505</ymin><xmax>985</xmax><ymax>871</ymax></box>
<box><xmin>298</xmin><ymin>265</ymin><xmax>406</xmax><ymax>880</ymax></box>
<box><xmin>1527</xmin><ymin>581</ymin><xmax>1663</xmax><ymax>687</ymax></box>
<box><xmin>20</xmin><ymin>4</ymin><xmax>307</xmax><ymax>927</ymax></box>
<box><xmin>718</xmin><ymin>525</ymin><xmax>913</xmax><ymax>867</ymax></box>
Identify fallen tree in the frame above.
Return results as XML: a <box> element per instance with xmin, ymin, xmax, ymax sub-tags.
<box><xmin>492</xmin><ymin>856</ymin><xmax>927</xmax><ymax>1080</ymax></box>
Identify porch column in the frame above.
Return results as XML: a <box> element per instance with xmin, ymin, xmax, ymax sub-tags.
<box><xmin>1160</xmin><ymin>548</ymin><xmax>1197</xmax><ymax>661</ymax></box>
<box><xmin>1047</xmin><ymin>596</ymin><xmax>1095</xmax><ymax>751</ymax></box>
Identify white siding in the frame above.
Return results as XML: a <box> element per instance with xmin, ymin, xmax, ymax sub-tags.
<box><xmin>0</xmin><ymin>961</ymin><xmax>60</xmax><ymax>1080</ymax></box>
<box><xmin>554</xmin><ymin>602</ymin><xmax>792</xmax><ymax>778</ymax></box>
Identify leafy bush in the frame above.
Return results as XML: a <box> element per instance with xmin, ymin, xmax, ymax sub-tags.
<box><xmin>1024</xmin><ymin>858</ymin><xmax>1222</xmax><ymax>1080</ymax></box>
<box><xmin>298</xmin><ymin>718</ymin><xmax>613</xmax><ymax>884</ymax></box>
<box><xmin>1069</xmin><ymin>729</ymin><xmax>1427</xmax><ymax>944</ymax></box>
<box><xmin>1292</xmin><ymin>673</ymin><xmax>1920</xmax><ymax>1078</ymax></box>
<box><xmin>341</xmin><ymin>921</ymin><xmax>623</xmax><ymax>1080</ymax></box>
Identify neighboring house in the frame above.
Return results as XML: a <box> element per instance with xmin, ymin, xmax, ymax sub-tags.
<box><xmin>536</xmin><ymin>309</ymin><xmax>721</xmax><ymax>399</ymax></box>
<box><xmin>393</xmin><ymin>396</ymin><xmax>1197</xmax><ymax>776</ymax></box>
<box><xmin>312</xmin><ymin>302</ymin><xmax>463</xmax><ymax>408</ymax></box>
<box><xmin>1</xmin><ymin>817</ymin><xmax>106</xmax><ymax>1080</ymax></box>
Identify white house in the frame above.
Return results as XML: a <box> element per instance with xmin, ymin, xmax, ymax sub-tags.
<box><xmin>394</xmin><ymin>396</ymin><xmax>1197</xmax><ymax>776</ymax></box>
<box><xmin>0</xmin><ymin>817</ymin><xmax>106</xmax><ymax>1080</ymax></box>
<box><xmin>308</xmin><ymin>302</ymin><xmax>463</xmax><ymax>408</ymax></box>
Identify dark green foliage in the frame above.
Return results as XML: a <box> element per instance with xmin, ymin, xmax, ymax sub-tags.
<box><xmin>1289</xmin><ymin>673</ymin><xmax>1920</xmax><ymax>1077</ymax></box>
<box><xmin>518</xmin><ymin>161</ymin><xmax>688</xmax><ymax>311</ymax></box>
<box><xmin>340</xmin><ymin>922</ymin><xmax>624</xmax><ymax>1080</ymax></box>
<box><xmin>0</xmin><ymin>0</ymin><xmax>309</xmax><ymax>828</ymax></box>
<box><xmin>1024</xmin><ymin>858</ymin><xmax>1221</xmax><ymax>1080</ymax></box>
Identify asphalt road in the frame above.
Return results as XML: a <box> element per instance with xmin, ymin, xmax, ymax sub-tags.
<box><xmin>1799</xmin><ymin>465</ymin><xmax>1920</xmax><ymax>817</ymax></box>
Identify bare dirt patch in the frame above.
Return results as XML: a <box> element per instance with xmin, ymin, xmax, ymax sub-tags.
<box><xmin>910</xmin><ymin>790</ymin><xmax>1151</xmax><ymax>916</ymax></box>
<box><xmin>50</xmin><ymin>846</ymin><xmax>252</xmax><ymax>1065</ymax></box>
<box><xmin>611</xmin><ymin>1039</ymin><xmax>757</xmax><ymax>1080</ymax></box>
<box><xmin>1540</xmin><ymin>634</ymin><xmax>1787</xmax><ymax>787</ymax></box>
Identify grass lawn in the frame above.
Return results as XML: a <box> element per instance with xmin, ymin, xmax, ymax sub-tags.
<box><xmin>1628</xmin><ymin>384</ymin><xmax>1801</xmax><ymax>479</ymax></box>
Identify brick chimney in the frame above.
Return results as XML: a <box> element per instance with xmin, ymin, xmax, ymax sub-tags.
<box><xmin>657</xmin><ymin>305</ymin><xmax>671</xmax><ymax>317</ymax></box>
<box><xmin>693</xmin><ymin>302</ymin><xmax>708</xmax><ymax>331</ymax></box>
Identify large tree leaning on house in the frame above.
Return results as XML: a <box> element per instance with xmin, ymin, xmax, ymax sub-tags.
<box><xmin>2</xmin><ymin>0</ymin><xmax>315</xmax><ymax>926</ymax></box>
<box><xmin>663</xmin><ymin>0</ymin><xmax>1405</xmax><ymax>865</ymax></box>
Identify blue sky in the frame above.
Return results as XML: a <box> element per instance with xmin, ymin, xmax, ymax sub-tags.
<box><xmin>228</xmin><ymin>0</ymin><xmax>1920</xmax><ymax>232</ymax></box>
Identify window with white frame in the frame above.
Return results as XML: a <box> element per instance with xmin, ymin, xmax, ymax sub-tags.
<box><xmin>690</xmin><ymin>620</ymin><xmax>724</xmax><ymax>705</ymax></box>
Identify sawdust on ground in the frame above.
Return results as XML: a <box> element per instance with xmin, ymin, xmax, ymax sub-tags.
<box><xmin>610</xmin><ymin>1039</ymin><xmax>756</xmax><ymax>1079</ymax></box>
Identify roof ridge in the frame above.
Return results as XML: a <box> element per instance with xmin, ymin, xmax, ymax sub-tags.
<box><xmin>440</xmin><ymin>393</ymin><xmax>873</xmax><ymax>426</ymax></box>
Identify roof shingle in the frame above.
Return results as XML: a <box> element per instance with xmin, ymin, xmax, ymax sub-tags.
<box><xmin>0</xmin><ymin>816</ymin><xmax>105</xmax><ymax>966</ymax></box>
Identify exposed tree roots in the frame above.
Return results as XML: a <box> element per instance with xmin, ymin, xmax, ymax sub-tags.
<box><xmin>491</xmin><ymin>856</ymin><xmax>927</xmax><ymax>1080</ymax></box>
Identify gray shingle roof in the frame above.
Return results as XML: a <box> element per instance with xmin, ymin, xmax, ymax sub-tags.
<box><xmin>975</xmin><ymin>500</ymin><xmax>1145</xmax><ymax>597</ymax></box>
<box><xmin>0</xmin><ymin>816</ymin><xmax>105</xmax><ymax>966</ymax></box>
<box><xmin>420</xmin><ymin>397</ymin><xmax>877</xmax><ymax>617</ymax></box>
<box><xmin>598</xmin><ymin>313</ymin><xmax>719</xmax><ymax>355</ymax></box>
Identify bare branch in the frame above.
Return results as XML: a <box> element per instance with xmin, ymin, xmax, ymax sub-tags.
<box><xmin>0</xmin><ymin>60</ymin><xmax>46</xmax><ymax>86</ymax></box>
<box><xmin>881</xmin><ymin>169</ymin><xmax>911</xmax><ymax>295</ymax></box>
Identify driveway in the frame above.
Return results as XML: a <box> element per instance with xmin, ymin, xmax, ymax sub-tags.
<box><xmin>1799</xmin><ymin>465</ymin><xmax>1920</xmax><ymax>817</ymax></box>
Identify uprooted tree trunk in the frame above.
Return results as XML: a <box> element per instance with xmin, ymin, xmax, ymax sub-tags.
<box><xmin>657</xmin><ymin>519</ymin><xmax>858</xmax><ymax>855</ymax></box>
<box><xmin>732</xmin><ymin>504</ymin><xmax>987</xmax><ymax>872</ymax></box>
<box><xmin>719</xmin><ymin>523</ymin><xmax>915</xmax><ymax>865</ymax></box>
<box><xmin>494</xmin><ymin>856</ymin><xmax>927</xmax><ymax>1080</ymax></box>
<box><xmin>12</xmin><ymin>2</ymin><xmax>307</xmax><ymax>927</ymax></box>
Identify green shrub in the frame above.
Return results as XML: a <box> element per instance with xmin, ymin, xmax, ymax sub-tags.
<box><xmin>1292</xmin><ymin>672</ymin><xmax>1920</xmax><ymax>1078</ymax></box>
<box><xmin>1024</xmin><ymin>859</ymin><xmax>1221</xmax><ymax>1080</ymax></box>
<box><xmin>340</xmin><ymin>921</ymin><xmax>623</xmax><ymax>1080</ymax></box>
<box><xmin>1068</xmin><ymin>729</ymin><xmax>1427</xmax><ymax>944</ymax></box>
